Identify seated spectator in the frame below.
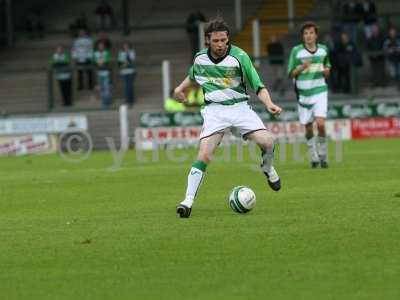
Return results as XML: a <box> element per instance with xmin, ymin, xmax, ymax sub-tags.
<box><xmin>366</xmin><ymin>24</ymin><xmax>386</xmax><ymax>87</ymax></box>
<box><xmin>72</xmin><ymin>29</ymin><xmax>94</xmax><ymax>90</ymax></box>
<box><xmin>266</xmin><ymin>36</ymin><xmax>285</xmax><ymax>95</ymax></box>
<box><xmin>50</xmin><ymin>45</ymin><xmax>72</xmax><ymax>106</ymax></box>
<box><xmin>383</xmin><ymin>27</ymin><xmax>400</xmax><ymax>81</ymax></box>
<box><xmin>95</xmin><ymin>0</ymin><xmax>114</xmax><ymax>30</ymax></box>
<box><xmin>93</xmin><ymin>42</ymin><xmax>112</xmax><ymax>107</ymax></box>
<box><xmin>332</xmin><ymin>32</ymin><xmax>362</xmax><ymax>93</ymax></box>
<box><xmin>94</xmin><ymin>31</ymin><xmax>112</xmax><ymax>51</ymax></box>
<box><xmin>118</xmin><ymin>42</ymin><xmax>137</xmax><ymax>106</ymax></box>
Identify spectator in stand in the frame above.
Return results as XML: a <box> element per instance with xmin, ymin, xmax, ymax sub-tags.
<box><xmin>72</xmin><ymin>29</ymin><xmax>94</xmax><ymax>90</ymax></box>
<box><xmin>94</xmin><ymin>31</ymin><xmax>112</xmax><ymax>51</ymax></box>
<box><xmin>267</xmin><ymin>35</ymin><xmax>285</xmax><ymax>95</ymax></box>
<box><xmin>342</xmin><ymin>0</ymin><xmax>365</xmax><ymax>43</ymax></box>
<box><xmin>118</xmin><ymin>42</ymin><xmax>137</xmax><ymax>106</ymax></box>
<box><xmin>186</xmin><ymin>11</ymin><xmax>207</xmax><ymax>58</ymax></box>
<box><xmin>362</xmin><ymin>0</ymin><xmax>377</xmax><ymax>40</ymax></box>
<box><xmin>50</xmin><ymin>45</ymin><xmax>72</xmax><ymax>106</ymax></box>
<box><xmin>332</xmin><ymin>32</ymin><xmax>362</xmax><ymax>93</ymax></box>
<box><xmin>383</xmin><ymin>27</ymin><xmax>400</xmax><ymax>81</ymax></box>
<box><xmin>95</xmin><ymin>0</ymin><xmax>114</xmax><ymax>30</ymax></box>
<box><xmin>93</xmin><ymin>41</ymin><xmax>112</xmax><ymax>107</ymax></box>
<box><xmin>366</xmin><ymin>24</ymin><xmax>386</xmax><ymax>87</ymax></box>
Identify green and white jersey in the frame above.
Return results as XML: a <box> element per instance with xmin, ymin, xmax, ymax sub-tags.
<box><xmin>287</xmin><ymin>43</ymin><xmax>331</xmax><ymax>99</ymax></box>
<box><xmin>188</xmin><ymin>45</ymin><xmax>265</xmax><ymax>105</ymax></box>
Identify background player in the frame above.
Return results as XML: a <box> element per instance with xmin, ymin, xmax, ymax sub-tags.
<box><xmin>288</xmin><ymin>21</ymin><xmax>331</xmax><ymax>168</ymax></box>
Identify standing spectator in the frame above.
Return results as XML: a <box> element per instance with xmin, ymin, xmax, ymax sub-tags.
<box><xmin>332</xmin><ymin>32</ymin><xmax>362</xmax><ymax>93</ymax></box>
<box><xmin>266</xmin><ymin>36</ymin><xmax>285</xmax><ymax>95</ymax></box>
<box><xmin>93</xmin><ymin>42</ymin><xmax>112</xmax><ymax>107</ymax></box>
<box><xmin>118</xmin><ymin>42</ymin><xmax>137</xmax><ymax>106</ymax></box>
<box><xmin>186</xmin><ymin>11</ymin><xmax>207</xmax><ymax>58</ymax></box>
<box><xmin>341</xmin><ymin>0</ymin><xmax>363</xmax><ymax>43</ymax></box>
<box><xmin>383</xmin><ymin>27</ymin><xmax>400</xmax><ymax>81</ymax></box>
<box><xmin>362</xmin><ymin>0</ymin><xmax>377</xmax><ymax>40</ymax></box>
<box><xmin>367</xmin><ymin>24</ymin><xmax>386</xmax><ymax>86</ymax></box>
<box><xmin>72</xmin><ymin>29</ymin><xmax>94</xmax><ymax>90</ymax></box>
<box><xmin>95</xmin><ymin>0</ymin><xmax>114</xmax><ymax>30</ymax></box>
<box><xmin>94</xmin><ymin>31</ymin><xmax>112</xmax><ymax>51</ymax></box>
<box><xmin>50</xmin><ymin>45</ymin><xmax>72</xmax><ymax>106</ymax></box>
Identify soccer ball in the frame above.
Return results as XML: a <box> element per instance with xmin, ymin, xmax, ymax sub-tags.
<box><xmin>228</xmin><ymin>186</ymin><xmax>256</xmax><ymax>214</ymax></box>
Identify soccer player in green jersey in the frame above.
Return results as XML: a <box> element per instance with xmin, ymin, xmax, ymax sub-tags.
<box><xmin>288</xmin><ymin>22</ymin><xmax>331</xmax><ymax>168</ymax></box>
<box><xmin>173</xmin><ymin>18</ymin><xmax>282</xmax><ymax>218</ymax></box>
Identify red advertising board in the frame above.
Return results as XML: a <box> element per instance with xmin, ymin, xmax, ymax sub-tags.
<box><xmin>351</xmin><ymin>117</ymin><xmax>400</xmax><ymax>139</ymax></box>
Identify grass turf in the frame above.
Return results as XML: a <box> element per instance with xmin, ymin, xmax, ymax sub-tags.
<box><xmin>0</xmin><ymin>138</ymin><xmax>399</xmax><ymax>299</ymax></box>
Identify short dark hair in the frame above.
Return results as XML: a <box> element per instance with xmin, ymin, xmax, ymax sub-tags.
<box><xmin>204</xmin><ymin>18</ymin><xmax>230</xmax><ymax>38</ymax></box>
<box><xmin>300</xmin><ymin>21</ymin><xmax>319</xmax><ymax>36</ymax></box>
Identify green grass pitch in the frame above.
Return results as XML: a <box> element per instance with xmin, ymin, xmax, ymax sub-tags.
<box><xmin>1</xmin><ymin>138</ymin><xmax>399</xmax><ymax>299</ymax></box>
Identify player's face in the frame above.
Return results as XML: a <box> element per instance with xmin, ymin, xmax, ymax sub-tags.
<box><xmin>303</xmin><ymin>27</ymin><xmax>317</xmax><ymax>45</ymax></box>
<box><xmin>208</xmin><ymin>31</ymin><xmax>229</xmax><ymax>58</ymax></box>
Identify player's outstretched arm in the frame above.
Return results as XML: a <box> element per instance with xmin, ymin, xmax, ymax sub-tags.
<box><xmin>174</xmin><ymin>76</ymin><xmax>194</xmax><ymax>103</ymax></box>
<box><xmin>257</xmin><ymin>88</ymin><xmax>282</xmax><ymax>115</ymax></box>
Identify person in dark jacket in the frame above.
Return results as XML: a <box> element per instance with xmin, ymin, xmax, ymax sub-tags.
<box><xmin>332</xmin><ymin>32</ymin><xmax>362</xmax><ymax>93</ymax></box>
<box><xmin>367</xmin><ymin>24</ymin><xmax>386</xmax><ymax>86</ymax></box>
<box><xmin>383</xmin><ymin>27</ymin><xmax>400</xmax><ymax>81</ymax></box>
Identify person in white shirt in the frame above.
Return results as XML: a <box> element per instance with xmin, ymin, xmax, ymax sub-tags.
<box><xmin>72</xmin><ymin>29</ymin><xmax>94</xmax><ymax>90</ymax></box>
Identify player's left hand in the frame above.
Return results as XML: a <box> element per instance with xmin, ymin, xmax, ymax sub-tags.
<box><xmin>267</xmin><ymin>103</ymin><xmax>282</xmax><ymax>115</ymax></box>
<box><xmin>323</xmin><ymin>67</ymin><xmax>330</xmax><ymax>77</ymax></box>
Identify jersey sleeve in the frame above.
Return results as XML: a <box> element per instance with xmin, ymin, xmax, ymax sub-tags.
<box><xmin>323</xmin><ymin>47</ymin><xmax>331</xmax><ymax>68</ymax></box>
<box><xmin>240</xmin><ymin>52</ymin><xmax>265</xmax><ymax>92</ymax></box>
<box><xmin>287</xmin><ymin>47</ymin><xmax>300</xmax><ymax>76</ymax></box>
<box><xmin>188</xmin><ymin>65</ymin><xmax>195</xmax><ymax>81</ymax></box>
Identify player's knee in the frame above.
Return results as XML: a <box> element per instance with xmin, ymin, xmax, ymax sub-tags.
<box><xmin>197</xmin><ymin>151</ymin><xmax>212</xmax><ymax>163</ymax></box>
<box><xmin>261</xmin><ymin>136</ymin><xmax>275</xmax><ymax>151</ymax></box>
<box><xmin>317</xmin><ymin>121</ymin><xmax>325</xmax><ymax>132</ymax></box>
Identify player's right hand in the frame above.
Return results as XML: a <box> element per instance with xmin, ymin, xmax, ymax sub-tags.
<box><xmin>302</xmin><ymin>60</ymin><xmax>311</xmax><ymax>69</ymax></box>
<box><xmin>174</xmin><ymin>88</ymin><xmax>187</xmax><ymax>103</ymax></box>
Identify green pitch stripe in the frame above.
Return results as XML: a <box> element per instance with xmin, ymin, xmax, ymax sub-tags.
<box><xmin>297</xmin><ymin>85</ymin><xmax>327</xmax><ymax>97</ymax></box>
<box><xmin>193</xmin><ymin>64</ymin><xmax>241</xmax><ymax>78</ymax></box>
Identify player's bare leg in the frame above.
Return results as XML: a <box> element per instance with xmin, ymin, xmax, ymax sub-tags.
<box><xmin>177</xmin><ymin>132</ymin><xmax>224</xmax><ymax>218</ymax></box>
<box><xmin>305</xmin><ymin>122</ymin><xmax>319</xmax><ymax>168</ymax></box>
<box><xmin>316</xmin><ymin>117</ymin><xmax>328</xmax><ymax>168</ymax></box>
<box><xmin>246</xmin><ymin>130</ymin><xmax>281</xmax><ymax>191</ymax></box>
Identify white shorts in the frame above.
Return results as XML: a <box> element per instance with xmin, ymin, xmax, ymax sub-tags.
<box><xmin>297</xmin><ymin>92</ymin><xmax>328</xmax><ymax>125</ymax></box>
<box><xmin>200</xmin><ymin>102</ymin><xmax>266</xmax><ymax>139</ymax></box>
